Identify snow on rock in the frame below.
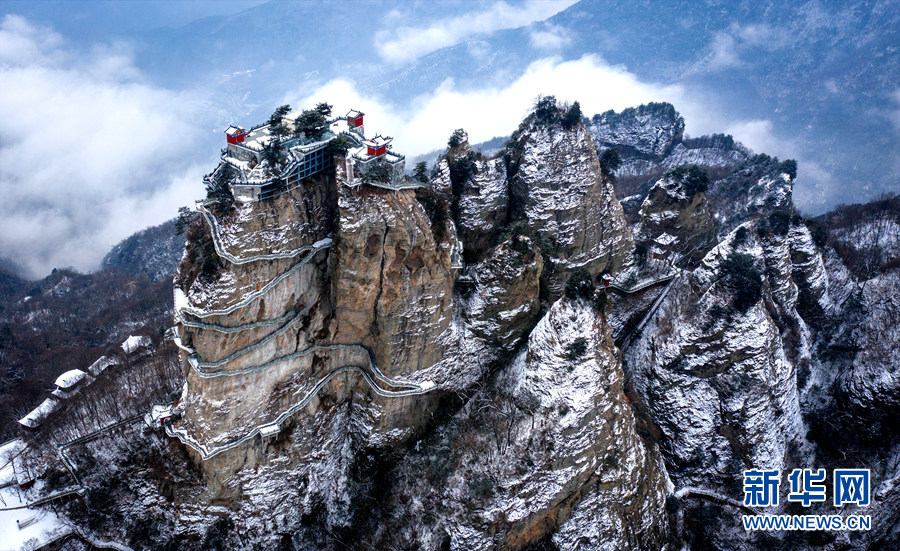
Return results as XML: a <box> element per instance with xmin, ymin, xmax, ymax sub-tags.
<box><xmin>510</xmin><ymin>117</ymin><xmax>633</xmax><ymax>291</ymax></box>
<box><xmin>459</xmin><ymin>239</ymin><xmax>542</xmax><ymax>353</ymax></box>
<box><xmin>661</xmin><ymin>143</ymin><xmax>748</xmax><ymax>171</ymax></box>
<box><xmin>707</xmin><ymin>169</ymin><xmax>793</xmax><ymax>235</ymax></box>
<box><xmin>626</xmin><ymin>225</ymin><xmax>806</xmax><ymax>494</ymax></box>
<box><xmin>18</xmin><ymin>397</ymin><xmax>60</xmax><ymax>429</ymax></box>
<box><xmin>839</xmin><ymin>271</ymin><xmax>900</xmax><ymax>412</ymax></box>
<box><xmin>456</xmin><ymin>156</ymin><xmax>508</xmax><ymax>252</ymax></box>
<box><xmin>54</xmin><ymin>369</ymin><xmax>87</xmax><ymax>389</ymax></box>
<box><xmin>634</xmin><ymin>172</ymin><xmax>718</xmax><ymax>267</ymax></box>
<box><xmin>430</xmin><ymin>158</ymin><xmax>453</xmax><ymax>198</ymax></box>
<box><xmin>386</xmin><ymin>299</ymin><xmax>669</xmax><ymax>550</ymax></box>
<box><xmin>588</xmin><ymin>103</ymin><xmax>684</xmax><ymax>158</ymax></box>
<box><xmin>121</xmin><ymin>335</ymin><xmax>151</xmax><ymax>354</ymax></box>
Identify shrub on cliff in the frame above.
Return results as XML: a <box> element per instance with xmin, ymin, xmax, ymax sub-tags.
<box><xmin>666</xmin><ymin>165</ymin><xmax>710</xmax><ymax>196</ymax></box>
<box><xmin>566</xmin><ymin>337</ymin><xmax>588</xmax><ymax>360</ymax></box>
<box><xmin>731</xmin><ymin>226</ymin><xmax>749</xmax><ymax>248</ymax></box>
<box><xmin>561</xmin><ymin>101</ymin><xmax>582</xmax><ymax>130</ymax></box>
<box><xmin>174</xmin><ymin>206</ymin><xmax>195</xmax><ymax>236</ymax></box>
<box><xmin>564</xmin><ymin>268</ymin><xmax>594</xmax><ymax>301</ymax></box>
<box><xmin>682</xmin><ymin>133</ymin><xmax>737</xmax><ymax>151</ymax></box>
<box><xmin>415</xmin><ymin>187</ymin><xmax>448</xmax><ymax>242</ymax></box>
<box><xmin>592</xmin><ymin>288</ymin><xmax>608</xmax><ymax>312</ymax></box>
<box><xmin>447</xmin><ymin>128</ymin><xmax>468</xmax><ymax>149</ymax></box>
<box><xmin>768</xmin><ymin>209</ymin><xmax>791</xmax><ymax>236</ymax></box>
<box><xmin>779</xmin><ymin>159</ymin><xmax>798</xmax><ymax>180</ymax></box>
<box><xmin>205</xmin><ymin>165</ymin><xmax>235</xmax><ymax>217</ymax></box>
<box><xmin>325</xmin><ymin>134</ymin><xmax>354</xmax><ymax>156</ymax></box>
<box><xmin>448</xmin><ymin>154</ymin><xmax>477</xmax><ymax>189</ymax></box>
<box><xmin>508</xmin><ymin>221</ymin><xmax>534</xmax><ymax>254</ymax></box>
<box><xmin>532</xmin><ymin>95</ymin><xmax>561</xmax><ymax>126</ymax></box>
<box><xmin>412</xmin><ymin>161</ymin><xmax>429</xmax><ymax>183</ymax></box>
<box><xmin>599</xmin><ymin>148</ymin><xmax>622</xmax><ymax>179</ymax></box>
<box><xmin>719</xmin><ymin>251</ymin><xmax>762</xmax><ymax>313</ymax></box>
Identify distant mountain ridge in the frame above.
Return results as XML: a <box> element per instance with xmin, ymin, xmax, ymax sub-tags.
<box><xmin>101</xmin><ymin>218</ymin><xmax>184</xmax><ymax>282</ymax></box>
<box><xmin>373</xmin><ymin>0</ymin><xmax>899</xmax><ymax>212</ymax></box>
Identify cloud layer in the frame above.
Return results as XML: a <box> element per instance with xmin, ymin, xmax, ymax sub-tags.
<box><xmin>0</xmin><ymin>15</ymin><xmax>208</xmax><ymax>278</ymax></box>
<box><xmin>375</xmin><ymin>0</ymin><xmax>577</xmax><ymax>64</ymax></box>
<box><xmin>0</xmin><ymin>11</ymin><xmax>835</xmax><ymax>279</ymax></box>
<box><xmin>290</xmin><ymin>54</ymin><xmax>788</xmax><ymax>159</ymax></box>
<box><xmin>290</xmin><ymin>53</ymin><xmax>831</xmax><ymax>209</ymax></box>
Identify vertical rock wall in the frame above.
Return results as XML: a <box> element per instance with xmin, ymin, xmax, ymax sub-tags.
<box><xmin>509</xmin><ymin>120</ymin><xmax>633</xmax><ymax>290</ymax></box>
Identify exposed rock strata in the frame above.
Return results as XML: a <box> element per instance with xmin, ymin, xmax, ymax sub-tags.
<box><xmin>509</xmin><ymin>119</ymin><xmax>633</xmax><ymax>290</ymax></box>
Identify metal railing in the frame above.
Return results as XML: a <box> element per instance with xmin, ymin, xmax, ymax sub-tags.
<box><xmin>167</xmin><ymin>344</ymin><xmax>434</xmax><ymax>460</ymax></box>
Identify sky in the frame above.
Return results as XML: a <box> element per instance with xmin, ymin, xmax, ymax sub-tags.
<box><xmin>0</xmin><ymin>0</ymin><xmax>895</xmax><ymax>279</ymax></box>
<box><xmin>0</xmin><ymin>1</ymin><xmax>582</xmax><ymax>278</ymax></box>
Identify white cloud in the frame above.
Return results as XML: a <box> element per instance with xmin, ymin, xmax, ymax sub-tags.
<box><xmin>735</xmin><ymin>23</ymin><xmax>783</xmax><ymax>46</ymax></box>
<box><xmin>708</xmin><ymin>32</ymin><xmax>740</xmax><ymax>69</ymax></box>
<box><xmin>290</xmin><ymin>55</ymin><xmax>692</xmax><ymax>156</ymax></box>
<box><xmin>289</xmin><ymin>53</ymin><xmax>836</xmax><ymax>211</ymax></box>
<box><xmin>889</xmin><ymin>89</ymin><xmax>900</xmax><ymax>130</ymax></box>
<box><xmin>722</xmin><ymin>119</ymin><xmax>779</xmax><ymax>155</ymax></box>
<box><xmin>704</xmin><ymin>23</ymin><xmax>792</xmax><ymax>70</ymax></box>
<box><xmin>0</xmin><ymin>14</ymin><xmax>63</xmax><ymax>65</ymax></box>
<box><xmin>0</xmin><ymin>15</ymin><xmax>208</xmax><ymax>278</ymax></box>
<box><xmin>375</xmin><ymin>0</ymin><xmax>578</xmax><ymax>64</ymax></box>
<box><xmin>289</xmin><ymin>53</ymin><xmax>807</xmax><ymax>163</ymax></box>
<box><xmin>529</xmin><ymin>23</ymin><xmax>572</xmax><ymax>51</ymax></box>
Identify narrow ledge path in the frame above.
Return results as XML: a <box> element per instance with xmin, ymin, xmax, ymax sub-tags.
<box><xmin>170</xmin><ymin>201</ymin><xmax>437</xmax><ymax>462</ymax></box>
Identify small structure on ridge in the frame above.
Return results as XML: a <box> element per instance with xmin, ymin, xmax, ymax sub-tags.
<box><xmin>212</xmin><ymin>105</ymin><xmax>409</xmax><ymax>202</ymax></box>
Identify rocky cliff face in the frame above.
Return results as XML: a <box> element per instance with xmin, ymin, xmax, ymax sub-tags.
<box><xmin>635</xmin><ymin>172</ymin><xmax>718</xmax><ymax>267</ymax></box>
<box><xmin>455</xmin><ymin>155</ymin><xmax>509</xmax><ymax>254</ymax></box>
<box><xmin>626</xmin><ymin>223</ymin><xmax>808</xmax><ymax>492</ymax></box>
<box><xmin>173</xmin><ymin>172</ymin><xmax>463</xmax><ymax>485</ymax></box>
<box><xmin>589</xmin><ymin>102</ymin><xmax>684</xmax><ymax>159</ymax></box>
<box><xmin>367</xmin><ymin>299</ymin><xmax>669</xmax><ymax>551</ymax></box>
<box><xmin>36</xmin><ymin>100</ymin><xmax>900</xmax><ymax>551</ymax></box>
<box><xmin>157</xmin><ymin>103</ymin><xmax>661</xmax><ymax>546</ymax></box>
<box><xmin>175</xmin><ymin>180</ymin><xmax>335</xmax><ymax>459</ymax></box>
<box><xmin>331</xmin><ymin>185</ymin><xmax>454</xmax><ymax>382</ymax></box>
<box><xmin>706</xmin><ymin>157</ymin><xmax>795</xmax><ymax>235</ymax></box>
<box><xmin>507</xmin><ymin>117</ymin><xmax>633</xmax><ymax>291</ymax></box>
<box><xmin>459</xmin><ymin>239</ymin><xmax>542</xmax><ymax>354</ymax></box>
<box><xmin>589</xmin><ymin>103</ymin><xmax>750</xmax><ymax>217</ymax></box>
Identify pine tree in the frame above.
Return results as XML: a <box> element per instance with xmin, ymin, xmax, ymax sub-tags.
<box><xmin>413</xmin><ymin>161</ymin><xmax>429</xmax><ymax>183</ymax></box>
<box><xmin>174</xmin><ymin>206</ymin><xmax>194</xmax><ymax>235</ymax></box>
<box><xmin>447</xmin><ymin>129</ymin><xmax>467</xmax><ymax>149</ymax></box>
<box><xmin>267</xmin><ymin>104</ymin><xmax>292</xmax><ymax>139</ymax></box>
<box><xmin>315</xmin><ymin>102</ymin><xmax>333</xmax><ymax>119</ymax></box>
<box><xmin>294</xmin><ymin>107</ymin><xmax>329</xmax><ymax>140</ymax></box>
<box><xmin>562</xmin><ymin>101</ymin><xmax>582</xmax><ymax>129</ymax></box>
<box><xmin>599</xmin><ymin>148</ymin><xmax>621</xmax><ymax>179</ymax></box>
